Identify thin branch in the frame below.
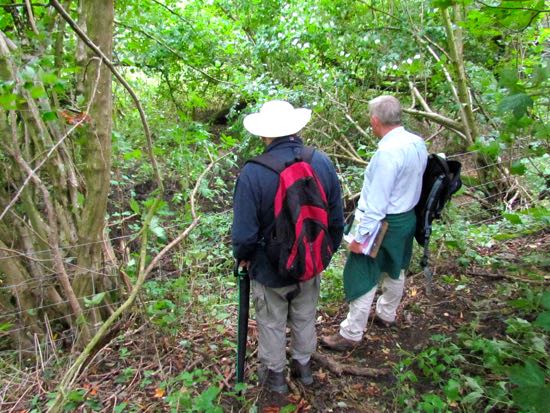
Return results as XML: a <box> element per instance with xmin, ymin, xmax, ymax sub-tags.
<box><xmin>147</xmin><ymin>0</ymin><xmax>193</xmax><ymax>26</ymax></box>
<box><xmin>402</xmin><ymin>107</ymin><xmax>465</xmax><ymax>136</ymax></box>
<box><xmin>0</xmin><ymin>50</ymin><xmax>101</xmax><ymax>222</ymax></box>
<box><xmin>24</xmin><ymin>0</ymin><xmax>39</xmax><ymax>34</ymax></box>
<box><xmin>49</xmin><ymin>0</ymin><xmax>163</xmax><ymax>192</ymax></box>
<box><xmin>115</xmin><ymin>20</ymin><xmax>235</xmax><ymax>87</ymax></box>
<box><xmin>47</xmin><ymin>153</ymin><xmax>226</xmax><ymax>412</ymax></box>
<box><xmin>474</xmin><ymin>0</ymin><xmax>549</xmax><ymax>13</ymax></box>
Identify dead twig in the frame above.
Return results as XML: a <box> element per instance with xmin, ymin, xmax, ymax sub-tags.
<box><xmin>466</xmin><ymin>270</ymin><xmax>548</xmax><ymax>285</ymax></box>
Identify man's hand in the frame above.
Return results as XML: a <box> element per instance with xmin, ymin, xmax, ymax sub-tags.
<box><xmin>238</xmin><ymin>260</ymin><xmax>250</xmax><ymax>271</ymax></box>
<box><xmin>347</xmin><ymin>240</ymin><xmax>364</xmax><ymax>254</ymax></box>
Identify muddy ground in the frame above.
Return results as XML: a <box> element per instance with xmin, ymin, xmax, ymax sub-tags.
<box><xmin>2</xmin><ymin>229</ymin><xmax>547</xmax><ymax>412</ymax></box>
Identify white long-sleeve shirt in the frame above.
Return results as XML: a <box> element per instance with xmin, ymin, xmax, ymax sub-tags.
<box><xmin>355</xmin><ymin>127</ymin><xmax>428</xmax><ymax>243</ymax></box>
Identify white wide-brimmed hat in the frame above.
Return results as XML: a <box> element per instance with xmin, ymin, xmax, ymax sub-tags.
<box><xmin>243</xmin><ymin>100</ymin><xmax>312</xmax><ymax>138</ymax></box>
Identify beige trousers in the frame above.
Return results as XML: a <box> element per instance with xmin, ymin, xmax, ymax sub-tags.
<box><xmin>340</xmin><ymin>270</ymin><xmax>405</xmax><ymax>342</ymax></box>
<box><xmin>252</xmin><ymin>275</ymin><xmax>321</xmax><ymax>372</ymax></box>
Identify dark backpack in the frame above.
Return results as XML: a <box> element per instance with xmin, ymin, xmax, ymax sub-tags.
<box><xmin>248</xmin><ymin>147</ymin><xmax>333</xmax><ymax>282</ymax></box>
<box><xmin>415</xmin><ymin>154</ymin><xmax>462</xmax><ymax>291</ymax></box>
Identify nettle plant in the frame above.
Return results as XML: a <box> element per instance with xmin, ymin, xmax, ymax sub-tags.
<box><xmin>393</xmin><ymin>290</ymin><xmax>550</xmax><ymax>413</ymax></box>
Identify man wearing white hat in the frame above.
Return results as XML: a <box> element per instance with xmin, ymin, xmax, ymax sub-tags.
<box><xmin>232</xmin><ymin>100</ymin><xmax>344</xmax><ymax>394</ymax></box>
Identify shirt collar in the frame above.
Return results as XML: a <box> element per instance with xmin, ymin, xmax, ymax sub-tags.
<box><xmin>266</xmin><ymin>135</ymin><xmax>303</xmax><ymax>152</ymax></box>
<box><xmin>378</xmin><ymin>126</ymin><xmax>404</xmax><ymax>149</ymax></box>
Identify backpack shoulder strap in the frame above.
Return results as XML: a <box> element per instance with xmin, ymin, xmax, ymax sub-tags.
<box><xmin>246</xmin><ymin>152</ymin><xmax>285</xmax><ymax>174</ymax></box>
<box><xmin>431</xmin><ymin>154</ymin><xmax>450</xmax><ymax>176</ymax></box>
<box><xmin>246</xmin><ymin>146</ymin><xmax>316</xmax><ymax>173</ymax></box>
<box><xmin>301</xmin><ymin>146</ymin><xmax>315</xmax><ymax>163</ymax></box>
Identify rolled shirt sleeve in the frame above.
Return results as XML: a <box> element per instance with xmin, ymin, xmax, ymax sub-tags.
<box><xmin>355</xmin><ymin>150</ymin><xmax>398</xmax><ymax>244</ymax></box>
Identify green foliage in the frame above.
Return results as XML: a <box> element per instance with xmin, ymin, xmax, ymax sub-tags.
<box><xmin>161</xmin><ymin>369</ymin><xmax>223</xmax><ymax>412</ymax></box>
<box><xmin>393</xmin><ymin>287</ymin><xmax>550</xmax><ymax>412</ymax></box>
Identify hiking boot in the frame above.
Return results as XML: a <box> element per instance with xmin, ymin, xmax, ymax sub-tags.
<box><xmin>320</xmin><ymin>333</ymin><xmax>360</xmax><ymax>351</ymax></box>
<box><xmin>258</xmin><ymin>367</ymin><xmax>289</xmax><ymax>394</ymax></box>
<box><xmin>290</xmin><ymin>359</ymin><xmax>313</xmax><ymax>386</ymax></box>
<box><xmin>373</xmin><ymin>314</ymin><xmax>396</xmax><ymax>328</ymax></box>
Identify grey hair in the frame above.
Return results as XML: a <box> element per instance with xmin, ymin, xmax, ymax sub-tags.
<box><xmin>368</xmin><ymin>95</ymin><xmax>402</xmax><ymax>126</ymax></box>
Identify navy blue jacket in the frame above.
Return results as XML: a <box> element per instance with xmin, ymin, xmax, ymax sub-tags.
<box><xmin>232</xmin><ymin>135</ymin><xmax>344</xmax><ymax>287</ymax></box>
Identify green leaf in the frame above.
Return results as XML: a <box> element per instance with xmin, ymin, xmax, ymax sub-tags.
<box><xmin>533</xmin><ymin>312</ymin><xmax>550</xmax><ymax>331</ymax></box>
<box><xmin>41</xmin><ymin>72</ymin><xmax>58</xmax><ymax>85</ymax></box>
<box><xmin>41</xmin><ymin>111</ymin><xmax>58</xmax><ymax>121</ymax></box>
<box><xmin>503</xmin><ymin>213</ymin><xmax>522</xmax><ymax>225</ymax></box>
<box><xmin>541</xmin><ymin>291</ymin><xmax>550</xmax><ymax>310</ymax></box>
<box><xmin>462</xmin><ymin>391</ymin><xmax>483</xmax><ymax>404</ymax></box>
<box><xmin>29</xmin><ymin>85</ymin><xmax>46</xmax><ymax>99</ymax></box>
<box><xmin>150</xmin><ymin>217</ymin><xmax>166</xmax><ymax>240</ymax></box>
<box><xmin>444</xmin><ymin>379</ymin><xmax>461</xmax><ymax>401</ymax></box>
<box><xmin>0</xmin><ymin>93</ymin><xmax>17</xmax><ymax>109</ymax></box>
<box><xmin>509</xmin><ymin>360</ymin><xmax>545</xmax><ymax>388</ymax></box>
<box><xmin>498</xmin><ymin>93</ymin><xmax>533</xmax><ymax>118</ymax></box>
<box><xmin>129</xmin><ymin>199</ymin><xmax>140</xmax><ymax>214</ymax></box>
<box><xmin>511</xmin><ymin>384</ymin><xmax>550</xmax><ymax>413</ymax></box>
<box><xmin>431</xmin><ymin>0</ymin><xmax>454</xmax><ymax>8</ymax></box>
<box><xmin>123</xmin><ymin>149</ymin><xmax>143</xmax><ymax>160</ymax></box>
<box><xmin>499</xmin><ymin>67</ymin><xmax>521</xmax><ymax>92</ymax></box>
<box><xmin>510</xmin><ymin>160</ymin><xmax>526</xmax><ymax>175</ymax></box>
<box><xmin>0</xmin><ymin>322</ymin><xmax>13</xmax><ymax>332</ymax></box>
<box><xmin>281</xmin><ymin>405</ymin><xmax>297</xmax><ymax>413</ymax></box>
<box><xmin>84</xmin><ymin>292</ymin><xmax>106</xmax><ymax>308</ymax></box>
<box><xmin>113</xmin><ymin>402</ymin><xmax>128</xmax><ymax>413</ymax></box>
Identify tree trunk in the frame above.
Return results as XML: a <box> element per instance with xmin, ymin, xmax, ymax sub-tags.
<box><xmin>0</xmin><ymin>0</ymin><xmax>117</xmax><ymax>353</ymax></box>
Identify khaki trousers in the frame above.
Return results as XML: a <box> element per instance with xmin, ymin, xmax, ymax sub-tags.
<box><xmin>252</xmin><ymin>275</ymin><xmax>321</xmax><ymax>372</ymax></box>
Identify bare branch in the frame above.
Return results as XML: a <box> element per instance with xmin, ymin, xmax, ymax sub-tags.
<box><xmin>49</xmin><ymin>0</ymin><xmax>164</xmax><ymax>192</ymax></box>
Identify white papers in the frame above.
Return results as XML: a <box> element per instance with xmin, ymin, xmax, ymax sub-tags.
<box><xmin>343</xmin><ymin>209</ymin><xmax>383</xmax><ymax>255</ymax></box>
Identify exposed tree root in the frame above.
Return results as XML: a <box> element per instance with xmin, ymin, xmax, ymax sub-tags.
<box><xmin>311</xmin><ymin>352</ymin><xmax>391</xmax><ymax>377</ymax></box>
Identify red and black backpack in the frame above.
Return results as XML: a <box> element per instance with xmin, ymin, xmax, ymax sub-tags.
<box><xmin>248</xmin><ymin>147</ymin><xmax>333</xmax><ymax>282</ymax></box>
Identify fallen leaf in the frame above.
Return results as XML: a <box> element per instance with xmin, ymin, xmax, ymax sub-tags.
<box><xmin>90</xmin><ymin>387</ymin><xmax>98</xmax><ymax>396</ymax></box>
<box><xmin>316</xmin><ymin>370</ymin><xmax>328</xmax><ymax>382</ymax></box>
<box><xmin>381</xmin><ymin>347</ymin><xmax>390</xmax><ymax>355</ymax></box>
<box><xmin>262</xmin><ymin>407</ymin><xmax>280</xmax><ymax>413</ymax></box>
<box><xmin>351</xmin><ymin>383</ymin><xmax>365</xmax><ymax>391</ymax></box>
<box><xmin>410</xmin><ymin>287</ymin><xmax>418</xmax><ymax>297</ymax></box>
<box><xmin>153</xmin><ymin>388</ymin><xmax>165</xmax><ymax>398</ymax></box>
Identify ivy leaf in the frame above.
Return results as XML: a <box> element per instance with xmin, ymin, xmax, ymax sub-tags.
<box><xmin>498</xmin><ymin>93</ymin><xmax>533</xmax><ymax>118</ymax></box>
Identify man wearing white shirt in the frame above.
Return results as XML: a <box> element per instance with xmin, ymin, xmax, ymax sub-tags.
<box><xmin>322</xmin><ymin>95</ymin><xmax>428</xmax><ymax>351</ymax></box>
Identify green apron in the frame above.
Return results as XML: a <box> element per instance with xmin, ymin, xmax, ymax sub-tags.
<box><xmin>343</xmin><ymin>210</ymin><xmax>416</xmax><ymax>302</ymax></box>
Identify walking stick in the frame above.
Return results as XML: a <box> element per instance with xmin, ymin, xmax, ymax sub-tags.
<box><xmin>235</xmin><ymin>262</ymin><xmax>250</xmax><ymax>389</ymax></box>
